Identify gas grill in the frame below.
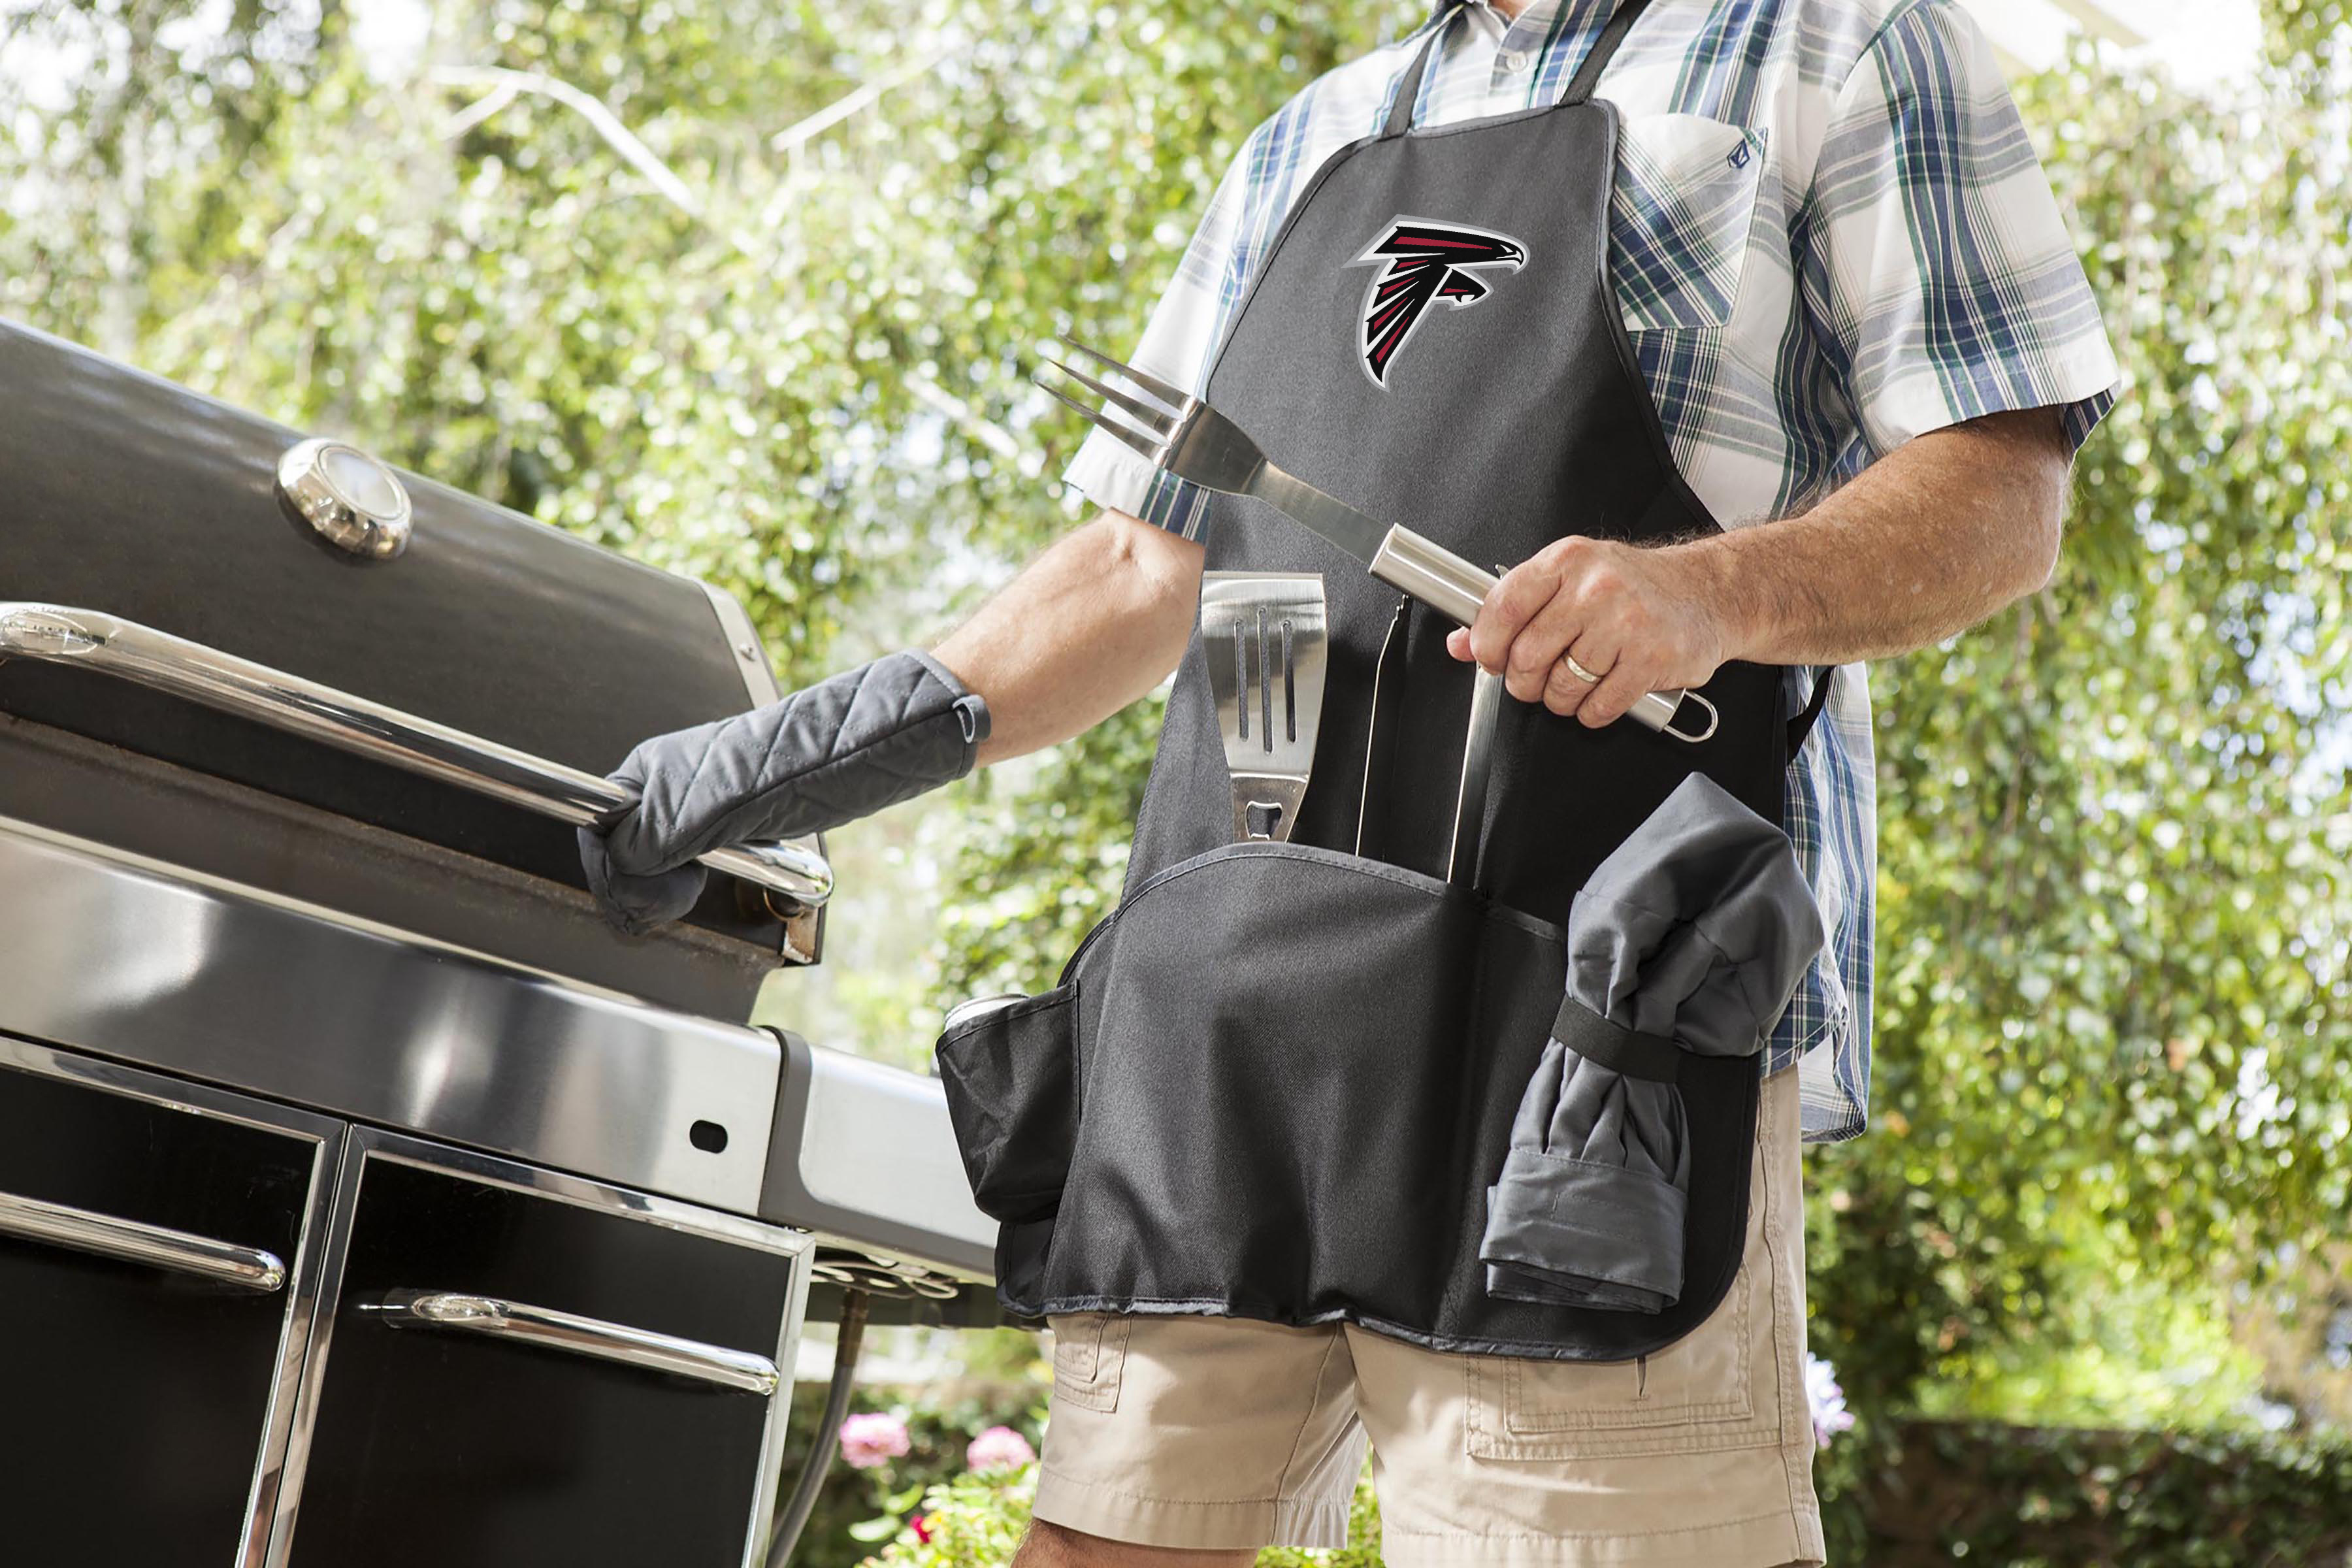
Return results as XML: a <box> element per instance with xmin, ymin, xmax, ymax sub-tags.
<box><xmin>0</xmin><ymin>319</ymin><xmax>996</xmax><ymax>1567</ymax></box>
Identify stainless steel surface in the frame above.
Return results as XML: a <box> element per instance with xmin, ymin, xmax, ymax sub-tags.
<box><xmin>0</xmin><ymin>602</ymin><xmax>836</xmax><ymax>909</ymax></box>
<box><xmin>940</xmin><ymin>993</ymin><xmax>1028</xmax><ymax>1034</ymax></box>
<box><xmin>1367</xmin><ymin>529</ymin><xmax>1717</xmax><ymax>743</ymax></box>
<box><xmin>750</xmin><ymin>1224</ymin><xmax>815</xmax><ymax>1568</ymax></box>
<box><xmin>265</xmin><ymin>1126</ymin><xmax>813</xmax><ymax>1568</ymax></box>
<box><xmin>0</xmin><ymin>1188</ymin><xmax>286</xmax><ymax>1290</ymax></box>
<box><xmin>1201</xmin><ymin>573</ymin><xmax>1328</xmax><ymax>843</ymax></box>
<box><xmin>0</xmin><ymin>715</ymin><xmax>784</xmax><ymax>1021</ymax></box>
<box><xmin>763</xmin><ymin>1031</ymin><xmax>996</xmax><ymax>1280</ymax></box>
<box><xmin>695</xmin><ymin>578</ymin><xmax>828</xmax><ymax>958</ymax></box>
<box><xmin>809</xmin><ymin>1252</ymin><xmax>963</xmax><ymax>1301</ymax></box>
<box><xmin>367</xmin><ymin>1288</ymin><xmax>781</xmax><ymax>1396</ymax></box>
<box><xmin>1363</xmin><ymin>523</ymin><xmax>1492</xmax><ymax>627</ymax></box>
<box><xmin>0</xmin><ymin>815</ymin><xmax>782</xmax><ymax>1213</ymax></box>
<box><xmin>274</xmin><ymin>437</ymin><xmax>414</xmax><ymax>560</ymax></box>
<box><xmin>1036</xmin><ymin>345</ymin><xmax>1710</xmax><ymax>742</ymax></box>
<box><xmin>1355</xmin><ymin>597</ymin><xmax>1404</xmax><ymax>858</ymax></box>
<box><xmin>1448</xmin><ymin>667</ymin><xmax>1503</xmax><ymax>887</ymax></box>
<box><xmin>1039</xmin><ymin>339</ymin><xmax>1387</xmax><ymax>563</ymax></box>
<box><xmin>0</xmin><ymin>1037</ymin><xmax>346</xmax><ymax>1568</ymax></box>
<box><xmin>696</xmin><ymin>578</ymin><xmax>785</xmax><ymax>706</ymax></box>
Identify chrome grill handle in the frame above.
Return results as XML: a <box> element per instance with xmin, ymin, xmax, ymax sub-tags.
<box><xmin>0</xmin><ymin>602</ymin><xmax>833</xmax><ymax>912</ymax></box>
<box><xmin>365</xmin><ymin>1289</ymin><xmax>779</xmax><ymax>1395</ymax></box>
<box><xmin>0</xmin><ymin>1190</ymin><xmax>287</xmax><ymax>1292</ymax></box>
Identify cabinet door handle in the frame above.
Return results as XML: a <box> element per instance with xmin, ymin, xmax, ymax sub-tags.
<box><xmin>367</xmin><ymin>1289</ymin><xmax>779</xmax><ymax>1396</ymax></box>
<box><xmin>0</xmin><ymin>1190</ymin><xmax>287</xmax><ymax>1291</ymax></box>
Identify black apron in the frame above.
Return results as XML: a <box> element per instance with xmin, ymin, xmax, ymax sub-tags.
<box><xmin>940</xmin><ymin>0</ymin><xmax>1829</xmax><ymax>1360</ymax></box>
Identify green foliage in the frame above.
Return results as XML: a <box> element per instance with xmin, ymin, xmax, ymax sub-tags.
<box><xmin>773</xmin><ymin>1367</ymin><xmax>1046</xmax><ymax>1568</ymax></box>
<box><xmin>857</xmin><ymin>1463</ymin><xmax>1038</xmax><ymax>1568</ymax></box>
<box><xmin>1803</xmin><ymin>20</ymin><xmax>2352</xmax><ymax>1437</ymax></box>
<box><xmin>1846</xmin><ymin>1417</ymin><xmax>2352</xmax><ymax>1567</ymax></box>
<box><xmin>855</xmin><ymin>1460</ymin><xmax>1386</xmax><ymax>1568</ymax></box>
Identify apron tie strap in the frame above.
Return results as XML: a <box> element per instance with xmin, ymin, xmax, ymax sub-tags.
<box><xmin>1552</xmin><ymin>996</ymin><xmax>1685</xmax><ymax>1084</ymax></box>
<box><xmin>1787</xmin><ymin>664</ymin><xmax>1837</xmax><ymax>756</ymax></box>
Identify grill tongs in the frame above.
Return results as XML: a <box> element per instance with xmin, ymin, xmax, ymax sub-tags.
<box><xmin>1036</xmin><ymin>339</ymin><xmax>1716</xmax><ymax>744</ymax></box>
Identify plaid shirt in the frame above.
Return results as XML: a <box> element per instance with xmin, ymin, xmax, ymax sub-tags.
<box><xmin>1064</xmin><ymin>0</ymin><xmax>2119</xmax><ymax>1143</ymax></box>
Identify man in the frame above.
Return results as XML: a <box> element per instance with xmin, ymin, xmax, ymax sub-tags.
<box><xmin>583</xmin><ymin>1</ymin><xmax>2118</xmax><ymax>1563</ymax></box>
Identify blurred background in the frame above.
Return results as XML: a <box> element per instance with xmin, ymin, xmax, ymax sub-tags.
<box><xmin>3</xmin><ymin>1</ymin><xmax>2348</xmax><ymax>1562</ymax></box>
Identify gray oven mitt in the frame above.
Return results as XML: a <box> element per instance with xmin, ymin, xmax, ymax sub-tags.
<box><xmin>577</xmin><ymin>649</ymin><xmax>989</xmax><ymax>934</ymax></box>
<box><xmin>1480</xmin><ymin>772</ymin><xmax>1823</xmax><ymax>1313</ymax></box>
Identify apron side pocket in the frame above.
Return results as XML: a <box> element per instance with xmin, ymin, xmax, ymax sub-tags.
<box><xmin>936</xmin><ymin>984</ymin><xmax>1081</xmax><ymax>1223</ymax></box>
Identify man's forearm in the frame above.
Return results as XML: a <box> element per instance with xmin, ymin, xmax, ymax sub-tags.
<box><xmin>1451</xmin><ymin>406</ymin><xmax>2076</xmax><ymax>725</ymax></box>
<box><xmin>1671</xmin><ymin>406</ymin><xmax>2072</xmax><ymax>667</ymax></box>
<box><xmin>930</xmin><ymin>511</ymin><xmax>1204</xmax><ymax>765</ymax></box>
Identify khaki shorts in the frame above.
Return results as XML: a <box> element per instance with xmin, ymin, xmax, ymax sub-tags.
<box><xmin>1033</xmin><ymin>1060</ymin><xmax>1825</xmax><ymax>1568</ymax></box>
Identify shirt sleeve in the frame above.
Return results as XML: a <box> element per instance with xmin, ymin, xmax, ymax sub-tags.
<box><xmin>1058</xmin><ymin>123</ymin><xmax>1269</xmax><ymax>538</ymax></box>
<box><xmin>1798</xmin><ymin>0</ymin><xmax>2121</xmax><ymax>460</ymax></box>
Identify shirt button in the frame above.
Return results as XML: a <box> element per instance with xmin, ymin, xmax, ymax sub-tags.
<box><xmin>1503</xmin><ymin>48</ymin><xmax>1532</xmax><ymax>72</ymax></box>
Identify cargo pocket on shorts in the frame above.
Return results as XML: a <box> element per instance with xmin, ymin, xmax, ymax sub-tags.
<box><xmin>1049</xmin><ymin>1313</ymin><xmax>1132</xmax><ymax>1414</ymax></box>
<box><xmin>1466</xmin><ymin>1253</ymin><xmax>1776</xmax><ymax>1459</ymax></box>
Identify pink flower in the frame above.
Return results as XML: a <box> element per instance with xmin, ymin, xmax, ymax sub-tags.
<box><xmin>965</xmin><ymin>1424</ymin><xmax>1037</xmax><ymax>1473</ymax></box>
<box><xmin>911</xmin><ymin>1514</ymin><xmax>935</xmax><ymax>1544</ymax></box>
<box><xmin>1804</xmin><ymin>1352</ymin><xmax>1855</xmax><ymax>1450</ymax></box>
<box><xmin>838</xmin><ymin>1411</ymin><xmax>911</xmax><ymax>1469</ymax></box>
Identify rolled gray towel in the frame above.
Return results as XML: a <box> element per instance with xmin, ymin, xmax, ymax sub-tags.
<box><xmin>1481</xmin><ymin>772</ymin><xmax>1823</xmax><ymax>1312</ymax></box>
<box><xmin>578</xmin><ymin>649</ymin><xmax>990</xmax><ymax>934</ymax></box>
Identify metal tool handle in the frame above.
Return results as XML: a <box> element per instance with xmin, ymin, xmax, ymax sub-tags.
<box><xmin>1365</xmin><ymin>529</ymin><xmax>1720</xmax><ymax>744</ymax></box>
<box><xmin>367</xmin><ymin>1288</ymin><xmax>780</xmax><ymax>1395</ymax></box>
<box><xmin>0</xmin><ymin>1189</ymin><xmax>287</xmax><ymax>1291</ymax></box>
<box><xmin>0</xmin><ymin>602</ymin><xmax>834</xmax><ymax>911</ymax></box>
<box><xmin>1446</xmin><ymin>668</ymin><xmax>1504</xmax><ymax>888</ymax></box>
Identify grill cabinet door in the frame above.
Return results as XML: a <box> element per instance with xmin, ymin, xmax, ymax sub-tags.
<box><xmin>282</xmin><ymin>1134</ymin><xmax>806</xmax><ymax>1568</ymax></box>
<box><xmin>0</xmin><ymin>1040</ymin><xmax>339</xmax><ymax>1565</ymax></box>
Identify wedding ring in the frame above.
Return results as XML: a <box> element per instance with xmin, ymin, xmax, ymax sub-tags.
<box><xmin>1561</xmin><ymin>651</ymin><xmax>1602</xmax><ymax>684</ymax></box>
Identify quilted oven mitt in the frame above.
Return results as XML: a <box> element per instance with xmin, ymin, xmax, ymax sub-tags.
<box><xmin>578</xmin><ymin>649</ymin><xmax>989</xmax><ymax>934</ymax></box>
<box><xmin>1479</xmin><ymin>772</ymin><xmax>1823</xmax><ymax>1313</ymax></box>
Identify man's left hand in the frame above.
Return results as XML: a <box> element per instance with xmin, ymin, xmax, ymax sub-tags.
<box><xmin>1445</xmin><ymin>535</ymin><xmax>1740</xmax><ymax>728</ymax></box>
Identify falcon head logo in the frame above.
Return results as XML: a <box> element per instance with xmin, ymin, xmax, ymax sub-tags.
<box><xmin>1346</xmin><ymin>217</ymin><xmax>1527</xmax><ymax>388</ymax></box>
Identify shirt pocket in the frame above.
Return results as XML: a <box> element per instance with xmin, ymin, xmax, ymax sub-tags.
<box><xmin>1610</xmin><ymin>113</ymin><xmax>1770</xmax><ymax>333</ymax></box>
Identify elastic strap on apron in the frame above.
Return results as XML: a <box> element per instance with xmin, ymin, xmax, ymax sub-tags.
<box><xmin>1394</xmin><ymin>0</ymin><xmax>1661</xmax><ymax>137</ymax></box>
<box><xmin>1787</xmin><ymin>665</ymin><xmax>1837</xmax><ymax>756</ymax></box>
<box><xmin>1551</xmin><ymin>996</ymin><xmax>1684</xmax><ymax>1083</ymax></box>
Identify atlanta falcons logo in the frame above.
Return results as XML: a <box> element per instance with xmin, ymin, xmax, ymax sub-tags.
<box><xmin>1346</xmin><ymin>217</ymin><xmax>1527</xmax><ymax>387</ymax></box>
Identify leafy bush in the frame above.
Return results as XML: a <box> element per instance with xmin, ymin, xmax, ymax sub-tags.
<box><xmin>856</xmin><ymin>1462</ymin><xmax>1386</xmax><ymax>1568</ymax></box>
<box><xmin>1844</xmin><ymin>1417</ymin><xmax>2352</xmax><ymax>1567</ymax></box>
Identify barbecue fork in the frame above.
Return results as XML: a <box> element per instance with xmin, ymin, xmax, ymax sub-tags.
<box><xmin>1035</xmin><ymin>338</ymin><xmax>1716</xmax><ymax>743</ymax></box>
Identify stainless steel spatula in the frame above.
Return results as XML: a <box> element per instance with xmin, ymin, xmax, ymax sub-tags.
<box><xmin>1201</xmin><ymin>573</ymin><xmax>1328</xmax><ymax>842</ymax></box>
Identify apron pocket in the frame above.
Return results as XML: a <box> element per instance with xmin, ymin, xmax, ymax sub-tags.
<box><xmin>936</xmin><ymin>985</ymin><xmax>1080</xmax><ymax>1224</ymax></box>
<box><xmin>1042</xmin><ymin>842</ymin><xmax>1558</xmax><ymax>1330</ymax></box>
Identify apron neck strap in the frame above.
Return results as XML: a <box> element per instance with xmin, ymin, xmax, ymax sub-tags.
<box><xmin>1383</xmin><ymin>3</ymin><xmax>1465</xmax><ymax>139</ymax></box>
<box><xmin>1386</xmin><ymin>0</ymin><xmax>1659</xmax><ymax>139</ymax></box>
<box><xmin>1562</xmin><ymin>0</ymin><xmax>1658</xmax><ymax>105</ymax></box>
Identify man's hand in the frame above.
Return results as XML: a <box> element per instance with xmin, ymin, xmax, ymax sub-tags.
<box><xmin>1446</xmin><ymin>406</ymin><xmax>2076</xmax><ymax>717</ymax></box>
<box><xmin>1445</xmin><ymin>536</ymin><xmax>1737</xmax><ymax>729</ymax></box>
